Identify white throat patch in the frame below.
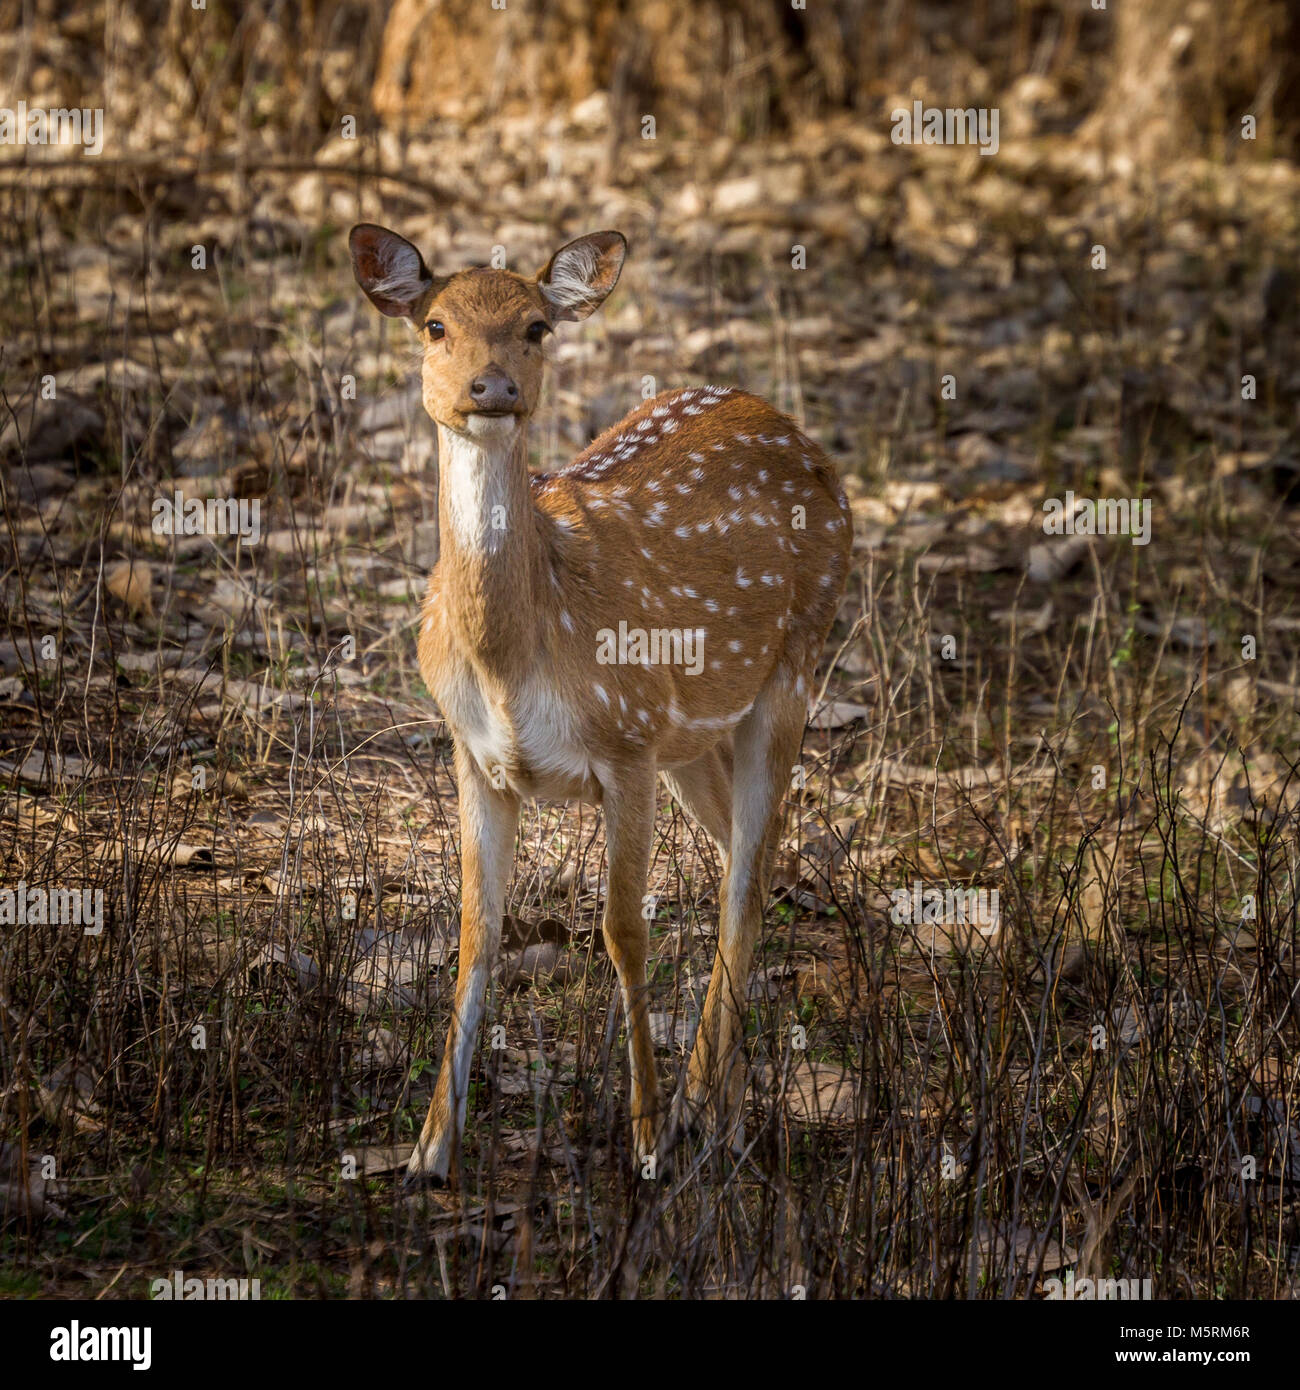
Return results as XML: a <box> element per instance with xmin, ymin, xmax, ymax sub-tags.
<box><xmin>440</xmin><ymin>420</ymin><xmax>519</xmax><ymax>553</ymax></box>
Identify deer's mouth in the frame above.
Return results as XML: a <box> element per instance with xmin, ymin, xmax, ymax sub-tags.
<box><xmin>462</xmin><ymin>410</ymin><xmax>523</xmax><ymax>438</ymax></box>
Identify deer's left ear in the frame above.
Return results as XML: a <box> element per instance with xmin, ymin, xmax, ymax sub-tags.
<box><xmin>349</xmin><ymin>223</ymin><xmax>436</xmax><ymax>319</ymax></box>
<box><xmin>537</xmin><ymin>231</ymin><xmax>627</xmax><ymax>321</ymax></box>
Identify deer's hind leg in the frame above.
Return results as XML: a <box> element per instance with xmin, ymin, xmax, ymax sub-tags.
<box><xmin>684</xmin><ymin>675</ymin><xmax>807</xmax><ymax>1149</ymax></box>
<box><xmin>661</xmin><ymin>741</ymin><xmax>733</xmax><ymax>854</ymax></box>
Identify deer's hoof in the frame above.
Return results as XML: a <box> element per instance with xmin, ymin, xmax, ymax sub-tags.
<box><xmin>669</xmin><ymin>1087</ymin><xmax>707</xmax><ymax>1145</ymax></box>
<box><xmin>402</xmin><ymin>1166</ymin><xmax>446</xmax><ymax>1191</ymax></box>
<box><xmin>403</xmin><ymin>1142</ymin><xmax>451</xmax><ymax>1190</ymax></box>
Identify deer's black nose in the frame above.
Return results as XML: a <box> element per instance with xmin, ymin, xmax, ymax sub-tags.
<box><xmin>469</xmin><ymin>369</ymin><xmax>519</xmax><ymax>412</ymax></box>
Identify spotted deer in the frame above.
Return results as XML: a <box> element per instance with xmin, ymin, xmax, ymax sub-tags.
<box><xmin>349</xmin><ymin>222</ymin><xmax>851</xmax><ymax>1185</ymax></box>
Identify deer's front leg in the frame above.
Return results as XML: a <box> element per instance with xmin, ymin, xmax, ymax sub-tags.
<box><xmin>600</xmin><ymin>761</ymin><xmax>660</xmax><ymax>1169</ymax></box>
<box><xmin>407</xmin><ymin>746</ymin><xmax>519</xmax><ymax>1186</ymax></box>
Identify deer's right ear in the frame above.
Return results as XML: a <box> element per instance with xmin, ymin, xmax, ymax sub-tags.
<box><xmin>349</xmin><ymin>223</ymin><xmax>435</xmax><ymax>319</ymax></box>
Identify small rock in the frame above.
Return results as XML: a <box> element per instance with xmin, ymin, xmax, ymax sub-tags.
<box><xmin>0</xmin><ymin>392</ymin><xmax>103</xmax><ymax>462</ymax></box>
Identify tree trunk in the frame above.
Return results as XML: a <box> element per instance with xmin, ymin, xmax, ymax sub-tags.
<box><xmin>1084</xmin><ymin>0</ymin><xmax>1300</xmax><ymax>166</ymax></box>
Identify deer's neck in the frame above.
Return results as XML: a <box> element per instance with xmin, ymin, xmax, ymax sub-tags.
<box><xmin>435</xmin><ymin>419</ymin><xmax>545</xmax><ymax>670</ymax></box>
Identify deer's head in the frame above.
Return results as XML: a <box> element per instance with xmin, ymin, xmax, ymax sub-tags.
<box><xmin>349</xmin><ymin>223</ymin><xmax>626</xmax><ymax>437</ymax></box>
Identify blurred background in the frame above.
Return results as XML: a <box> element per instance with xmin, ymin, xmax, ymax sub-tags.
<box><xmin>4</xmin><ymin>0</ymin><xmax>1300</xmax><ymax>468</ymax></box>
<box><xmin>5</xmin><ymin>0</ymin><xmax>1300</xmax><ymax>159</ymax></box>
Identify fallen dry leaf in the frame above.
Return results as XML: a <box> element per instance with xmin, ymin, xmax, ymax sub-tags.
<box><xmin>808</xmin><ymin>698</ymin><xmax>872</xmax><ymax>730</ymax></box>
<box><xmin>1026</xmin><ymin>534</ymin><xmax>1090</xmax><ymax>583</ymax></box>
<box><xmin>766</xmin><ymin>1058</ymin><xmax>859</xmax><ymax>1125</ymax></box>
<box><xmin>346</xmin><ymin>1144</ymin><xmax>415</xmax><ymax>1176</ymax></box>
<box><xmin>104</xmin><ymin>559</ymin><xmax>154</xmax><ymax>617</ymax></box>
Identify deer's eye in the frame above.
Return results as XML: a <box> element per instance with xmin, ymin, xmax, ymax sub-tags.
<box><xmin>425</xmin><ymin>320</ymin><xmax>445</xmax><ymax>341</ymax></box>
<box><xmin>525</xmin><ymin>320</ymin><xmax>550</xmax><ymax>344</ymax></box>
